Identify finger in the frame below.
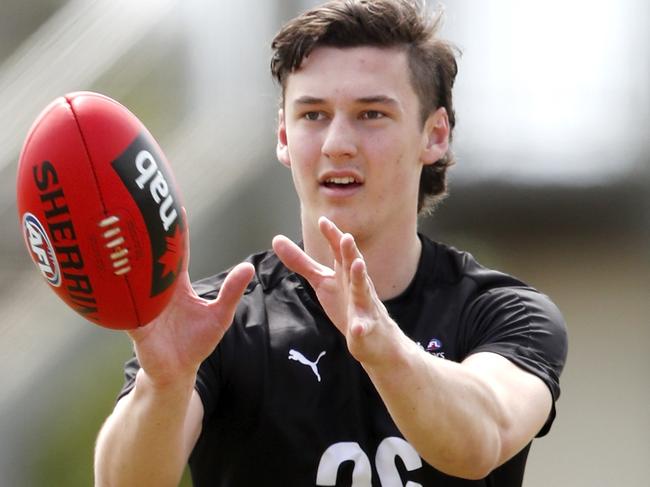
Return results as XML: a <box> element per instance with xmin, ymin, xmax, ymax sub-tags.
<box><xmin>318</xmin><ymin>216</ymin><xmax>345</xmax><ymax>263</ymax></box>
<box><xmin>211</xmin><ymin>262</ymin><xmax>255</xmax><ymax>324</ymax></box>
<box><xmin>349</xmin><ymin>257</ymin><xmax>373</xmax><ymax>311</ymax></box>
<box><xmin>174</xmin><ymin>268</ymin><xmax>195</xmax><ymax>302</ymax></box>
<box><xmin>170</xmin><ymin>206</ymin><xmax>194</xmax><ymax>299</ymax></box>
<box><xmin>180</xmin><ymin>206</ymin><xmax>190</xmax><ymax>274</ymax></box>
<box><xmin>272</xmin><ymin>235</ymin><xmax>335</xmax><ymax>284</ymax></box>
<box><xmin>349</xmin><ymin>258</ymin><xmax>374</xmax><ymax>338</ymax></box>
<box><xmin>160</xmin><ymin>203</ymin><xmax>195</xmax><ymax>313</ymax></box>
<box><xmin>340</xmin><ymin>232</ymin><xmax>363</xmax><ymax>278</ymax></box>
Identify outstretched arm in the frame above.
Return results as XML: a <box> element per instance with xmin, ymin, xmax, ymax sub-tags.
<box><xmin>94</xmin><ymin>240</ymin><xmax>254</xmax><ymax>487</ymax></box>
<box><xmin>273</xmin><ymin>217</ymin><xmax>551</xmax><ymax>479</ymax></box>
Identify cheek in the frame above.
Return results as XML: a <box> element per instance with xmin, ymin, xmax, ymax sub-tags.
<box><xmin>368</xmin><ymin>135</ymin><xmax>422</xmax><ymax>189</ymax></box>
<box><xmin>365</xmin><ymin>132</ymin><xmax>409</xmax><ymax>172</ymax></box>
<box><xmin>287</xmin><ymin>126</ymin><xmax>322</xmax><ymax>165</ymax></box>
<box><xmin>286</xmin><ymin>129</ymin><xmax>322</xmax><ymax>194</ymax></box>
<box><xmin>365</xmin><ymin>132</ymin><xmax>396</xmax><ymax>159</ymax></box>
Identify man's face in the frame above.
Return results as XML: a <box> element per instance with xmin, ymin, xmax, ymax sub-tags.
<box><xmin>277</xmin><ymin>46</ymin><xmax>448</xmax><ymax>240</ymax></box>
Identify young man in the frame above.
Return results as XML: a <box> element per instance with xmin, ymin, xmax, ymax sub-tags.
<box><xmin>94</xmin><ymin>1</ymin><xmax>567</xmax><ymax>486</ymax></box>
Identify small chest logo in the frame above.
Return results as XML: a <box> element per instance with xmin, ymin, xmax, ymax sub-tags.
<box><xmin>288</xmin><ymin>349</ymin><xmax>326</xmax><ymax>382</ymax></box>
<box><xmin>416</xmin><ymin>337</ymin><xmax>445</xmax><ymax>359</ymax></box>
<box><xmin>23</xmin><ymin>212</ymin><xmax>61</xmax><ymax>287</ymax></box>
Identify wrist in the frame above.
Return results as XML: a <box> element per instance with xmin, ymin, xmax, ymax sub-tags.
<box><xmin>134</xmin><ymin>367</ymin><xmax>197</xmax><ymax>401</ymax></box>
<box><xmin>357</xmin><ymin>317</ymin><xmax>420</xmax><ymax>374</ymax></box>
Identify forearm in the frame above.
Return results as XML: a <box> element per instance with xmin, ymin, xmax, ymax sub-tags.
<box><xmin>94</xmin><ymin>368</ymin><xmax>199</xmax><ymax>487</ymax></box>
<box><xmin>362</xmin><ymin>331</ymin><xmax>507</xmax><ymax>479</ymax></box>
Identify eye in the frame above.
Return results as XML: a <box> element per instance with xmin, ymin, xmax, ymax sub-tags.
<box><xmin>361</xmin><ymin>110</ymin><xmax>386</xmax><ymax>120</ymax></box>
<box><xmin>303</xmin><ymin>111</ymin><xmax>325</xmax><ymax>121</ymax></box>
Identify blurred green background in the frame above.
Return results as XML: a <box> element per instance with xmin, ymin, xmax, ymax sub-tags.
<box><xmin>1</xmin><ymin>1</ymin><xmax>648</xmax><ymax>486</ymax></box>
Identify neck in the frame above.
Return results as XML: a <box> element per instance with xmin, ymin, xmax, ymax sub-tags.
<box><xmin>302</xmin><ymin>214</ymin><xmax>422</xmax><ymax>301</ymax></box>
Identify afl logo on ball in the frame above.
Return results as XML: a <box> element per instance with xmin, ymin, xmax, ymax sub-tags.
<box><xmin>22</xmin><ymin>212</ymin><xmax>61</xmax><ymax>287</ymax></box>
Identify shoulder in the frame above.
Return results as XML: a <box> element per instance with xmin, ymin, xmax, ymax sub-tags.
<box><xmin>431</xmin><ymin>235</ymin><xmax>566</xmax><ymax>330</ymax></box>
<box><xmin>422</xmin><ymin>235</ymin><xmax>527</xmax><ymax>291</ymax></box>
<box><xmin>422</xmin><ymin>236</ymin><xmax>564</xmax><ymax>322</ymax></box>
<box><xmin>420</xmin><ymin>234</ymin><xmax>568</xmax><ymax>366</ymax></box>
<box><xmin>464</xmin><ymin>284</ymin><xmax>568</xmax><ymax>358</ymax></box>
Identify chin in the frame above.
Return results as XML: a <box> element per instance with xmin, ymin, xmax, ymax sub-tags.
<box><xmin>325</xmin><ymin>212</ymin><xmax>370</xmax><ymax>239</ymax></box>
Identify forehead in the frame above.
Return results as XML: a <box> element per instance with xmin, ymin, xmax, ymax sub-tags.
<box><xmin>284</xmin><ymin>46</ymin><xmax>417</xmax><ymax>105</ymax></box>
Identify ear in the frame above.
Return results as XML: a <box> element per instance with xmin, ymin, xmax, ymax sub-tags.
<box><xmin>276</xmin><ymin>109</ymin><xmax>291</xmax><ymax>168</ymax></box>
<box><xmin>420</xmin><ymin>107</ymin><xmax>450</xmax><ymax>166</ymax></box>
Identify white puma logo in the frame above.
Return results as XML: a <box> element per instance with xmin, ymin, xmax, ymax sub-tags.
<box><xmin>288</xmin><ymin>349</ymin><xmax>327</xmax><ymax>382</ymax></box>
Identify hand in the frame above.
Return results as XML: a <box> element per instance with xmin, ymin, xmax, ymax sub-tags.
<box><xmin>272</xmin><ymin>217</ymin><xmax>399</xmax><ymax>364</ymax></box>
<box><xmin>128</xmin><ymin>214</ymin><xmax>255</xmax><ymax>388</ymax></box>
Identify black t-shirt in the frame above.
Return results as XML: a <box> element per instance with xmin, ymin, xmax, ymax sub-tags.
<box><xmin>119</xmin><ymin>235</ymin><xmax>567</xmax><ymax>486</ymax></box>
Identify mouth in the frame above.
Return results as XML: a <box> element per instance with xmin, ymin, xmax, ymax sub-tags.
<box><xmin>321</xmin><ymin>175</ymin><xmax>363</xmax><ymax>190</ymax></box>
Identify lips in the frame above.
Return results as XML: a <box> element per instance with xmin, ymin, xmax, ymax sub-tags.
<box><xmin>325</xmin><ymin>176</ymin><xmax>356</xmax><ymax>185</ymax></box>
<box><xmin>319</xmin><ymin>172</ymin><xmax>363</xmax><ymax>190</ymax></box>
<box><xmin>322</xmin><ymin>177</ymin><xmax>362</xmax><ymax>190</ymax></box>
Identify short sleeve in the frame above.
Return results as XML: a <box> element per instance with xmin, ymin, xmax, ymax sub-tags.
<box><xmin>462</xmin><ymin>287</ymin><xmax>568</xmax><ymax>436</ymax></box>
<box><xmin>117</xmin><ymin>354</ymin><xmax>139</xmax><ymax>402</ymax></box>
<box><xmin>114</xmin><ymin>269</ymin><xmax>258</xmax><ymax>434</ymax></box>
<box><xmin>116</xmin><ymin>351</ymin><xmax>224</xmax><ymax>430</ymax></box>
<box><xmin>194</xmin><ymin>350</ymin><xmax>224</xmax><ymax>427</ymax></box>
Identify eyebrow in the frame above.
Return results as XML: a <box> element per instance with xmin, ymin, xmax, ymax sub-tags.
<box><xmin>293</xmin><ymin>96</ymin><xmax>326</xmax><ymax>106</ymax></box>
<box><xmin>293</xmin><ymin>95</ymin><xmax>400</xmax><ymax>107</ymax></box>
<box><xmin>356</xmin><ymin>95</ymin><xmax>400</xmax><ymax>107</ymax></box>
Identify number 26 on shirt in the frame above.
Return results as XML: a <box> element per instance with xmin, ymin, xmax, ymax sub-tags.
<box><xmin>316</xmin><ymin>437</ymin><xmax>423</xmax><ymax>487</ymax></box>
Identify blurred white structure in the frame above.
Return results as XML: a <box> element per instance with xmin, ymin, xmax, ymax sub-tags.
<box><xmin>0</xmin><ymin>0</ymin><xmax>178</xmax><ymax>425</ymax></box>
<box><xmin>447</xmin><ymin>0</ymin><xmax>650</xmax><ymax>184</ymax></box>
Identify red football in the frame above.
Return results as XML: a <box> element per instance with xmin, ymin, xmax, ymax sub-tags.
<box><xmin>16</xmin><ymin>92</ymin><xmax>186</xmax><ymax>330</ymax></box>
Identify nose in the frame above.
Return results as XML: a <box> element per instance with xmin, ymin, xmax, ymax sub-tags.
<box><xmin>321</xmin><ymin>115</ymin><xmax>357</xmax><ymax>160</ymax></box>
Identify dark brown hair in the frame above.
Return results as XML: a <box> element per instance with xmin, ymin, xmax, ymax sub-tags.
<box><xmin>271</xmin><ymin>0</ymin><xmax>459</xmax><ymax>214</ymax></box>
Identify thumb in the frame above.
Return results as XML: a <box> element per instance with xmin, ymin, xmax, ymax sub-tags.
<box><xmin>208</xmin><ymin>262</ymin><xmax>255</xmax><ymax>326</ymax></box>
<box><xmin>272</xmin><ymin>235</ymin><xmax>335</xmax><ymax>286</ymax></box>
